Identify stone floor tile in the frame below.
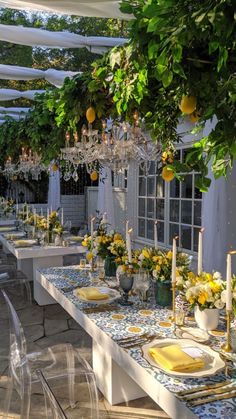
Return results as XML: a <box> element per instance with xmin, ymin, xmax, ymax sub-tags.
<box><xmin>44</xmin><ymin>317</ymin><xmax>68</xmax><ymax>336</ymax></box>
<box><xmin>17</xmin><ymin>305</ymin><xmax>44</xmax><ymax>326</ymax></box>
<box><xmin>44</xmin><ymin>303</ymin><xmax>71</xmax><ymax>320</ymax></box>
<box><xmin>24</xmin><ymin>325</ymin><xmax>44</xmax><ymax>342</ymax></box>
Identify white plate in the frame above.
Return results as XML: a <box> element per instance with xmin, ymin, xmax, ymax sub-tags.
<box><xmin>175</xmin><ymin>327</ymin><xmax>209</xmax><ymax>343</ymax></box>
<box><xmin>14</xmin><ymin>239</ymin><xmax>36</xmax><ymax>247</ymax></box>
<box><xmin>68</xmin><ymin>236</ymin><xmax>83</xmax><ymax>242</ymax></box>
<box><xmin>142</xmin><ymin>338</ymin><xmax>225</xmax><ymax>378</ymax></box>
<box><xmin>73</xmin><ymin>286</ymin><xmax>120</xmax><ymax>305</ymax></box>
<box><xmin>0</xmin><ymin>227</ymin><xmax>15</xmax><ymax>232</ymax></box>
<box><xmin>4</xmin><ymin>232</ymin><xmax>25</xmax><ymax>239</ymax></box>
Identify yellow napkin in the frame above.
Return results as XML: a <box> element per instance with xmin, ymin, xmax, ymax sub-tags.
<box><xmin>76</xmin><ymin>287</ymin><xmax>109</xmax><ymax>300</ymax></box>
<box><xmin>148</xmin><ymin>344</ymin><xmax>204</xmax><ymax>372</ymax></box>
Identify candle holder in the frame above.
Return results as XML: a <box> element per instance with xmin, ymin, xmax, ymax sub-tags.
<box><xmin>169</xmin><ymin>282</ymin><xmax>176</xmax><ymax>323</ymax></box>
<box><xmin>221</xmin><ymin>310</ymin><xmax>232</xmax><ymax>352</ymax></box>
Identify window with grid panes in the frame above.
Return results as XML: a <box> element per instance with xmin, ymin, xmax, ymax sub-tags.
<box><xmin>137</xmin><ymin>148</ymin><xmax>202</xmax><ymax>253</ymax></box>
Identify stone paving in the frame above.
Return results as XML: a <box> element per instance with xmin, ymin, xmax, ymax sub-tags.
<box><xmin>0</xmin><ymin>280</ymin><xmax>169</xmax><ymax>418</ymax></box>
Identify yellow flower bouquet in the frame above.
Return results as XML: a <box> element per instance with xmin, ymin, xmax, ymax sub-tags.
<box><xmin>185</xmin><ymin>271</ymin><xmax>225</xmax><ymax>310</ymax></box>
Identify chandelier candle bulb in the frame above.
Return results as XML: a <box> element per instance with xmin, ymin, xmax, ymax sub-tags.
<box><xmin>198</xmin><ymin>228</ymin><xmax>204</xmax><ymax>275</ymax></box>
<box><xmin>154</xmin><ymin>220</ymin><xmax>158</xmax><ymax>250</ymax></box>
<box><xmin>226</xmin><ymin>253</ymin><xmax>232</xmax><ymax>311</ymax></box>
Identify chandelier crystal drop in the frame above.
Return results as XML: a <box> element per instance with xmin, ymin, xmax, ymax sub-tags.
<box><xmin>1</xmin><ymin>148</ymin><xmax>46</xmax><ymax>181</ymax></box>
<box><xmin>60</xmin><ymin>112</ymin><xmax>161</xmax><ymax>180</ymax></box>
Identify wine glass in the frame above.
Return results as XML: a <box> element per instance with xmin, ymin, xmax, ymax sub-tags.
<box><xmin>134</xmin><ymin>269</ymin><xmax>150</xmax><ymax>302</ymax></box>
<box><xmin>119</xmin><ymin>274</ymin><xmax>134</xmax><ymax>306</ymax></box>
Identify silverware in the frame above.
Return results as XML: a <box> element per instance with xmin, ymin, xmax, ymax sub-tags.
<box><xmin>176</xmin><ymin>380</ymin><xmax>231</xmax><ymax>396</ymax></box>
<box><xmin>181</xmin><ymin>384</ymin><xmax>236</xmax><ymax>401</ymax></box>
<box><xmin>115</xmin><ymin>333</ymin><xmax>149</xmax><ymax>343</ymax></box>
<box><xmin>190</xmin><ymin>390</ymin><xmax>236</xmax><ymax>406</ymax></box>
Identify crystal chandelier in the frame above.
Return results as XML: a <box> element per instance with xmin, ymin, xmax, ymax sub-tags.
<box><xmin>60</xmin><ymin>110</ymin><xmax>162</xmax><ymax>180</ymax></box>
<box><xmin>1</xmin><ymin>148</ymin><xmax>46</xmax><ymax>181</ymax></box>
<box><xmin>17</xmin><ymin>148</ymin><xmax>46</xmax><ymax>180</ymax></box>
<box><xmin>2</xmin><ymin>156</ymin><xmax>17</xmax><ymax>180</ymax></box>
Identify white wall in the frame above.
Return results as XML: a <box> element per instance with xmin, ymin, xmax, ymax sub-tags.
<box><xmin>61</xmin><ymin>195</ymin><xmax>85</xmax><ymax>227</ymax></box>
<box><xmin>86</xmin><ymin>186</ymin><xmax>127</xmax><ymax>234</ymax></box>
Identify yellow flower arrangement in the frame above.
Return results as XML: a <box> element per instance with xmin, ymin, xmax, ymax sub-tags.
<box><xmin>184</xmin><ymin>271</ymin><xmax>225</xmax><ymax>310</ymax></box>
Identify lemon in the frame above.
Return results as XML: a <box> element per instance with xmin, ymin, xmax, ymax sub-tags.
<box><xmin>179</xmin><ymin>95</ymin><xmax>197</xmax><ymax>114</ymax></box>
<box><xmin>86</xmin><ymin>107</ymin><xmax>96</xmax><ymax>124</ymax></box>
<box><xmin>161</xmin><ymin>166</ymin><xmax>175</xmax><ymax>182</ymax></box>
<box><xmin>52</xmin><ymin>164</ymin><xmax>58</xmax><ymax>171</ymax></box>
<box><xmin>90</xmin><ymin>171</ymin><xmax>98</xmax><ymax>181</ymax></box>
<box><xmin>189</xmin><ymin>111</ymin><xmax>200</xmax><ymax>123</ymax></box>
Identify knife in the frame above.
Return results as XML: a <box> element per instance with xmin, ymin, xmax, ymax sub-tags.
<box><xmin>181</xmin><ymin>384</ymin><xmax>236</xmax><ymax>401</ymax></box>
<box><xmin>177</xmin><ymin>380</ymin><xmax>231</xmax><ymax>396</ymax></box>
<box><xmin>190</xmin><ymin>389</ymin><xmax>236</xmax><ymax>406</ymax></box>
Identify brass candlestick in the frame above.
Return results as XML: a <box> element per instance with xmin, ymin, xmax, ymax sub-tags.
<box><xmin>221</xmin><ymin>310</ymin><xmax>232</xmax><ymax>352</ymax></box>
<box><xmin>170</xmin><ymin>282</ymin><xmax>176</xmax><ymax>323</ymax></box>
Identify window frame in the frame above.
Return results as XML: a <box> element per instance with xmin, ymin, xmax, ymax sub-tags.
<box><xmin>136</xmin><ymin>144</ymin><xmax>202</xmax><ymax>255</ymax></box>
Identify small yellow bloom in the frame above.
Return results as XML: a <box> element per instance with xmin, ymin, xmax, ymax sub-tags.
<box><xmin>155</xmin><ymin>265</ymin><xmax>161</xmax><ymax>273</ymax></box>
<box><xmin>198</xmin><ymin>291</ymin><xmax>208</xmax><ymax>305</ymax></box>
<box><xmin>166</xmin><ymin>251</ymin><xmax>172</xmax><ymax>260</ymax></box>
<box><xmin>82</xmin><ymin>240</ymin><xmax>88</xmax><ymax>247</ymax></box>
<box><xmin>86</xmin><ymin>252</ymin><xmax>93</xmax><ymax>261</ymax></box>
<box><xmin>142</xmin><ymin>249</ymin><xmax>151</xmax><ymax>259</ymax></box>
<box><xmin>114</xmin><ymin>233</ymin><xmax>122</xmax><ymax>241</ymax></box>
<box><xmin>205</xmin><ymin>273</ymin><xmax>213</xmax><ymax>282</ymax></box>
<box><xmin>209</xmin><ymin>281</ymin><xmax>221</xmax><ymax>293</ymax></box>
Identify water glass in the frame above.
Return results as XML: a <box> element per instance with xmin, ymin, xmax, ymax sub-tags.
<box><xmin>175</xmin><ymin>310</ymin><xmax>185</xmax><ymax>326</ymax></box>
<box><xmin>80</xmin><ymin>259</ymin><xmax>86</xmax><ymax>268</ymax></box>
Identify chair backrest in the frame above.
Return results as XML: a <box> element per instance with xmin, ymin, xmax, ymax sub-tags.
<box><xmin>36</xmin><ymin>369</ymin><xmax>68</xmax><ymax>419</ymax></box>
<box><xmin>1</xmin><ymin>289</ymin><xmax>31</xmax><ymax>398</ymax></box>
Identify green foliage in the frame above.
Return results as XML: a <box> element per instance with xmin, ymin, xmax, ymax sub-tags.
<box><xmin>0</xmin><ymin>1</ymin><xmax>235</xmax><ymax>190</ymax></box>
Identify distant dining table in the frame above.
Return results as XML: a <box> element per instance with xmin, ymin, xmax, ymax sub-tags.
<box><xmin>0</xmin><ymin>231</ymin><xmax>86</xmax><ymax>305</ymax></box>
<box><xmin>36</xmin><ymin>265</ymin><xmax>236</xmax><ymax>419</ymax></box>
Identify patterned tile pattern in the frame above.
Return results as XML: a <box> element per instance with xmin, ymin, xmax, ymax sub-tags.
<box><xmin>39</xmin><ymin>266</ymin><xmax>236</xmax><ymax>419</ymax></box>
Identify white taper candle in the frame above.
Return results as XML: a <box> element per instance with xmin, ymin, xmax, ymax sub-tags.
<box><xmin>154</xmin><ymin>220</ymin><xmax>158</xmax><ymax>250</ymax></box>
<box><xmin>198</xmin><ymin>228</ymin><xmax>204</xmax><ymax>275</ymax></box>
<box><xmin>171</xmin><ymin>236</ymin><xmax>177</xmax><ymax>284</ymax></box>
<box><xmin>226</xmin><ymin>253</ymin><xmax>232</xmax><ymax>311</ymax></box>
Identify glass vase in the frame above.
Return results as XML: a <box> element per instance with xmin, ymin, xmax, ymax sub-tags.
<box><xmin>104</xmin><ymin>256</ymin><xmax>117</xmax><ymax>277</ymax></box>
<box><xmin>154</xmin><ymin>280</ymin><xmax>172</xmax><ymax>307</ymax></box>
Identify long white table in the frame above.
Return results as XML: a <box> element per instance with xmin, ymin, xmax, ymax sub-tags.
<box><xmin>0</xmin><ymin>235</ymin><xmax>85</xmax><ymax>305</ymax></box>
<box><xmin>34</xmin><ymin>266</ymin><xmax>234</xmax><ymax>419</ymax></box>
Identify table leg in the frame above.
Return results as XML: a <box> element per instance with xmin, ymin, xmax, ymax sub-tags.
<box><xmin>33</xmin><ymin>255</ymin><xmax>64</xmax><ymax>306</ymax></box>
<box><xmin>17</xmin><ymin>258</ymin><xmax>33</xmax><ymax>281</ymax></box>
<box><xmin>92</xmin><ymin>340</ymin><xmax>146</xmax><ymax>405</ymax></box>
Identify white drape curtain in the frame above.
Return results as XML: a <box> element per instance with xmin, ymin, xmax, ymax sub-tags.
<box><xmin>0</xmin><ymin>1</ymin><xmax>131</xmax><ymax>19</ymax></box>
<box><xmin>48</xmin><ymin>164</ymin><xmax>61</xmax><ymax>211</ymax></box>
<box><xmin>0</xmin><ymin>113</ymin><xmax>26</xmax><ymax>120</ymax></box>
<box><xmin>0</xmin><ymin>24</ymin><xmax>127</xmax><ymax>54</ymax></box>
<box><xmin>0</xmin><ymin>107</ymin><xmax>30</xmax><ymax>114</ymax></box>
<box><xmin>201</xmin><ymin>118</ymin><xmax>227</xmax><ymax>275</ymax></box>
<box><xmin>0</xmin><ymin>89</ymin><xmax>45</xmax><ymax>101</ymax></box>
<box><xmin>97</xmin><ymin>166</ymin><xmax>115</xmax><ymax>230</ymax></box>
<box><xmin>0</xmin><ymin>65</ymin><xmax>79</xmax><ymax>87</ymax></box>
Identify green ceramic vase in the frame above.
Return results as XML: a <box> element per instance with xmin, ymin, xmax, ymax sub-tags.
<box><xmin>155</xmin><ymin>280</ymin><xmax>172</xmax><ymax>307</ymax></box>
<box><xmin>104</xmin><ymin>256</ymin><xmax>117</xmax><ymax>277</ymax></box>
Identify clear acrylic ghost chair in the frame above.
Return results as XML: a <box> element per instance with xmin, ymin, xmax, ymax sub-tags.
<box><xmin>2</xmin><ymin>290</ymin><xmax>99</xmax><ymax>419</ymax></box>
<box><xmin>36</xmin><ymin>369</ymin><xmax>67</xmax><ymax>419</ymax></box>
<box><xmin>0</xmin><ymin>267</ymin><xmax>32</xmax><ymax>304</ymax></box>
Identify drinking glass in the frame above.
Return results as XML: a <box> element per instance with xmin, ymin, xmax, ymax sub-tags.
<box><xmin>134</xmin><ymin>270</ymin><xmax>150</xmax><ymax>302</ymax></box>
<box><xmin>119</xmin><ymin>274</ymin><xmax>134</xmax><ymax>306</ymax></box>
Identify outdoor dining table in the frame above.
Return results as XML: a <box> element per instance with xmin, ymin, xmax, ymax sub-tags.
<box><xmin>0</xmin><ymin>232</ymin><xmax>86</xmax><ymax>305</ymax></box>
<box><xmin>36</xmin><ymin>265</ymin><xmax>236</xmax><ymax>419</ymax></box>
